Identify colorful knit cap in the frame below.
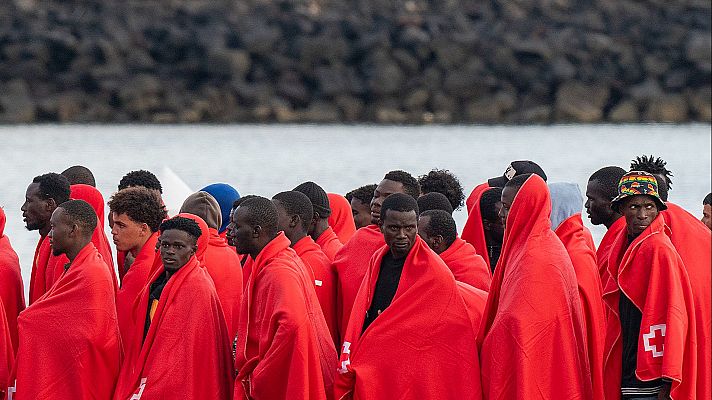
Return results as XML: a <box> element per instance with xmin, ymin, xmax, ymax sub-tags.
<box><xmin>611</xmin><ymin>171</ymin><xmax>667</xmax><ymax>211</ymax></box>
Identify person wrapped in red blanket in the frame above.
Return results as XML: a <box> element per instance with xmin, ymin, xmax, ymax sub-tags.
<box><xmin>333</xmin><ymin>171</ymin><xmax>420</xmax><ymax>344</ymax></box>
<box><xmin>21</xmin><ymin>173</ymin><xmax>71</xmax><ymax>305</ymax></box>
<box><xmin>418</xmin><ymin>209</ymin><xmax>491</xmax><ymax>291</ymax></box>
<box><xmin>10</xmin><ymin>200</ymin><xmax>121</xmax><ymax>399</ymax></box>
<box><xmin>0</xmin><ymin>207</ymin><xmax>24</xmax><ymax>354</ymax></box>
<box><xmin>602</xmin><ymin>171</ymin><xmax>710</xmax><ymax>400</ymax></box>
<box><xmin>108</xmin><ymin>187</ymin><xmax>167</xmax><ymax>350</ymax></box>
<box><xmin>336</xmin><ymin>193</ymin><xmax>485</xmax><ymax>400</ymax></box>
<box><xmin>477</xmin><ymin>174</ymin><xmax>592</xmax><ymax>399</ymax></box>
<box><xmin>549</xmin><ymin>182</ymin><xmax>605</xmax><ymax>399</ymax></box>
<box><xmin>113</xmin><ymin>216</ymin><xmax>233</xmax><ymax>399</ymax></box>
<box><xmin>232</xmin><ymin>197</ymin><xmax>336</xmax><ymax>400</ymax></box>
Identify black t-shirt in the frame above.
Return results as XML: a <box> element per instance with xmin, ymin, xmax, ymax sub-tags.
<box><xmin>362</xmin><ymin>252</ymin><xmax>405</xmax><ymax>333</ymax></box>
<box><xmin>619</xmin><ymin>235</ymin><xmax>662</xmax><ymax>398</ymax></box>
<box><xmin>488</xmin><ymin>245</ymin><xmax>501</xmax><ymax>273</ymax></box>
<box><xmin>144</xmin><ymin>273</ymin><xmax>169</xmax><ymax>341</ymax></box>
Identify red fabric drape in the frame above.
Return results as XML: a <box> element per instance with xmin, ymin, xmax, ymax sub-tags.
<box><xmin>328</xmin><ymin>193</ymin><xmax>357</xmax><ymax>244</ymax></box>
<box><xmin>332</xmin><ymin>225</ymin><xmax>385</xmax><ymax>344</ymax></box>
<box><xmin>461</xmin><ymin>183</ymin><xmax>492</xmax><ymax>268</ymax></box>
<box><xmin>11</xmin><ymin>243</ymin><xmax>120</xmax><ymax>400</ymax></box>
<box><xmin>316</xmin><ymin>227</ymin><xmax>343</xmax><ymax>262</ymax></box>
<box><xmin>113</xmin><ymin>257</ymin><xmax>233</xmax><ymax>399</ymax></box>
<box><xmin>477</xmin><ymin>175</ymin><xmax>592</xmax><ymax>399</ymax></box>
<box><xmin>602</xmin><ymin>213</ymin><xmax>709</xmax><ymax>400</ymax></box>
<box><xmin>596</xmin><ymin>216</ymin><xmax>626</xmax><ymax>281</ymax></box>
<box><xmin>335</xmin><ymin>236</ymin><xmax>484</xmax><ymax>400</ymax></box>
<box><xmin>555</xmin><ymin>213</ymin><xmax>605</xmax><ymax>399</ymax></box>
<box><xmin>235</xmin><ymin>233</ymin><xmax>336</xmax><ymax>400</ymax></box>
<box><xmin>0</xmin><ymin>208</ymin><xmax>25</xmax><ymax>354</ymax></box>
<box><xmin>439</xmin><ymin>236</ymin><xmax>491</xmax><ymax>292</ymax></box>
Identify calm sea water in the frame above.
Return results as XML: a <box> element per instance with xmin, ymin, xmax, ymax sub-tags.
<box><xmin>1</xmin><ymin>124</ymin><xmax>710</xmax><ymax>297</ymax></box>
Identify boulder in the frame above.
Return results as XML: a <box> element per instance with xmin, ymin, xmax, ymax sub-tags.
<box><xmin>555</xmin><ymin>81</ymin><xmax>610</xmax><ymax>122</ymax></box>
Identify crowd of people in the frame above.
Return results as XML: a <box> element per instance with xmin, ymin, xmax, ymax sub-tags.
<box><xmin>0</xmin><ymin>155</ymin><xmax>709</xmax><ymax>400</ymax></box>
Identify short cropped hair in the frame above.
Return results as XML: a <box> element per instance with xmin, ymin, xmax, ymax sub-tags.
<box><xmin>58</xmin><ymin>199</ymin><xmax>97</xmax><ymax>235</ymax></box>
<box><xmin>704</xmin><ymin>193</ymin><xmax>711</xmax><ymax>206</ymax></box>
<box><xmin>61</xmin><ymin>165</ymin><xmax>96</xmax><ymax>187</ymax></box>
<box><xmin>32</xmin><ymin>173</ymin><xmax>71</xmax><ymax>205</ymax></box>
<box><xmin>418</xmin><ymin>169</ymin><xmax>465</xmax><ymax>210</ymax></box>
<box><xmin>480</xmin><ymin>187</ymin><xmax>503</xmax><ymax>222</ymax></box>
<box><xmin>238</xmin><ymin>196</ymin><xmax>279</xmax><ymax>235</ymax></box>
<box><xmin>588</xmin><ymin>166</ymin><xmax>627</xmax><ymax>200</ymax></box>
<box><xmin>383</xmin><ymin>170</ymin><xmax>421</xmax><ymax>201</ymax></box>
<box><xmin>417</xmin><ymin>192</ymin><xmax>454</xmax><ymax>214</ymax></box>
<box><xmin>346</xmin><ymin>184</ymin><xmax>377</xmax><ymax>205</ymax></box>
<box><xmin>108</xmin><ymin>187</ymin><xmax>167</xmax><ymax>232</ymax></box>
<box><xmin>380</xmin><ymin>193</ymin><xmax>419</xmax><ymax>222</ymax></box>
<box><xmin>159</xmin><ymin>216</ymin><xmax>202</xmax><ymax>242</ymax></box>
<box><xmin>272</xmin><ymin>191</ymin><xmax>314</xmax><ymax>232</ymax></box>
<box><xmin>118</xmin><ymin>170</ymin><xmax>163</xmax><ymax>193</ymax></box>
<box><xmin>420</xmin><ymin>210</ymin><xmax>457</xmax><ymax>247</ymax></box>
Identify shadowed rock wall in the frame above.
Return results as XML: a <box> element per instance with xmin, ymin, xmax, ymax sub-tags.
<box><xmin>1</xmin><ymin>0</ymin><xmax>710</xmax><ymax>123</ymax></box>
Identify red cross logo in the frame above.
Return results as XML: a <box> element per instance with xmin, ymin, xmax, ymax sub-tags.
<box><xmin>642</xmin><ymin>324</ymin><xmax>666</xmax><ymax>358</ymax></box>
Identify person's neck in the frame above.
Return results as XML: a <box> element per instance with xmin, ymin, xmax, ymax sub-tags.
<box><xmin>288</xmin><ymin>231</ymin><xmax>307</xmax><ymax>246</ymax></box>
<box><xmin>250</xmin><ymin>235</ymin><xmax>276</xmax><ymax>260</ymax></box>
<box><xmin>483</xmin><ymin>230</ymin><xmax>502</xmax><ymax>246</ymax></box>
<box><xmin>604</xmin><ymin>214</ymin><xmax>623</xmax><ymax>230</ymax></box>
<box><xmin>311</xmin><ymin>219</ymin><xmax>329</xmax><ymax>240</ymax></box>
<box><xmin>164</xmin><ymin>269</ymin><xmax>175</xmax><ymax>281</ymax></box>
<box><xmin>39</xmin><ymin>222</ymin><xmax>51</xmax><ymax>237</ymax></box>
<box><xmin>66</xmin><ymin>240</ymin><xmax>90</xmax><ymax>263</ymax></box>
<box><xmin>129</xmin><ymin>234</ymin><xmax>152</xmax><ymax>257</ymax></box>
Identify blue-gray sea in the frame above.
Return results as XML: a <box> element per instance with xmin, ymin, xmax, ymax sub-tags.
<box><xmin>1</xmin><ymin>124</ymin><xmax>710</xmax><ymax>298</ymax></box>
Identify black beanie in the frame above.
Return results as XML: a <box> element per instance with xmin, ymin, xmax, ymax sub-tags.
<box><xmin>293</xmin><ymin>181</ymin><xmax>332</xmax><ymax>218</ymax></box>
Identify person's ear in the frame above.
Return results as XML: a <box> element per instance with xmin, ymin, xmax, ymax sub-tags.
<box><xmin>191</xmin><ymin>244</ymin><xmax>197</xmax><ymax>254</ymax></box>
<box><xmin>140</xmin><ymin>222</ymin><xmax>151</xmax><ymax>237</ymax></box>
<box><xmin>433</xmin><ymin>234</ymin><xmax>444</xmax><ymax>248</ymax></box>
<box><xmin>253</xmin><ymin>225</ymin><xmax>262</xmax><ymax>238</ymax></box>
<box><xmin>289</xmin><ymin>214</ymin><xmax>300</xmax><ymax>229</ymax></box>
<box><xmin>45</xmin><ymin>198</ymin><xmax>57</xmax><ymax>212</ymax></box>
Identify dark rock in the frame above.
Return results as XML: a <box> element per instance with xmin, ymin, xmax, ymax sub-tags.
<box><xmin>555</xmin><ymin>81</ymin><xmax>610</xmax><ymax>122</ymax></box>
<box><xmin>0</xmin><ymin>79</ymin><xmax>36</xmax><ymax>123</ymax></box>
<box><xmin>644</xmin><ymin>94</ymin><xmax>689</xmax><ymax>122</ymax></box>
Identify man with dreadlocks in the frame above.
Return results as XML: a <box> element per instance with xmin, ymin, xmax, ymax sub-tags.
<box><xmin>114</xmin><ymin>216</ymin><xmax>233</xmax><ymax>399</ymax></box>
<box><xmin>585</xmin><ymin>166</ymin><xmax>627</xmax><ymax>279</ymax></box>
<box><xmin>346</xmin><ymin>184</ymin><xmax>376</xmax><ymax>230</ymax></box>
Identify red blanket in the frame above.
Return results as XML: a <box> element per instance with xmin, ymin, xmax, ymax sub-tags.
<box><xmin>555</xmin><ymin>213</ymin><xmax>605</xmax><ymax>399</ymax></box>
<box><xmin>11</xmin><ymin>243</ymin><xmax>120</xmax><ymax>399</ymax></box>
<box><xmin>59</xmin><ymin>184</ymin><xmax>117</xmax><ymax>291</ymax></box>
<box><xmin>602</xmin><ymin>213</ymin><xmax>709</xmax><ymax>400</ymax></box>
<box><xmin>204</xmin><ymin>227</ymin><xmax>243</xmax><ymax>342</ymax></box>
<box><xmin>596</xmin><ymin>216</ymin><xmax>626</xmax><ymax>280</ymax></box>
<box><xmin>316</xmin><ymin>226</ymin><xmax>343</xmax><ymax>262</ymax></box>
<box><xmin>28</xmin><ymin>235</ymin><xmax>66</xmax><ymax>305</ymax></box>
<box><xmin>461</xmin><ymin>183</ymin><xmax>493</xmax><ymax>268</ymax></box>
<box><xmin>116</xmin><ymin>232</ymin><xmax>160</xmax><ymax>350</ymax></box>
<box><xmin>439</xmin><ymin>236</ymin><xmax>491</xmax><ymax>292</ymax></box>
<box><xmin>333</xmin><ymin>224</ymin><xmax>385</xmax><ymax>344</ymax></box>
<box><xmin>113</xmin><ymin>257</ymin><xmax>233</xmax><ymax>399</ymax></box>
<box><xmin>235</xmin><ymin>233</ymin><xmax>336</xmax><ymax>400</ymax></box>
<box><xmin>294</xmin><ymin>236</ymin><xmax>338</xmax><ymax>345</ymax></box>
<box><xmin>328</xmin><ymin>193</ymin><xmax>357</xmax><ymax>244</ymax></box>
<box><xmin>477</xmin><ymin>175</ymin><xmax>592</xmax><ymax>399</ymax></box>
<box><xmin>335</xmin><ymin>236</ymin><xmax>484</xmax><ymax>400</ymax></box>
<box><xmin>0</xmin><ymin>299</ymin><xmax>14</xmax><ymax>398</ymax></box>
<box><xmin>0</xmin><ymin>209</ymin><xmax>25</xmax><ymax>353</ymax></box>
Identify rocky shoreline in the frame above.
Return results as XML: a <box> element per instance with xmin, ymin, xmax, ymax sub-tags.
<box><xmin>1</xmin><ymin>0</ymin><xmax>710</xmax><ymax>124</ymax></box>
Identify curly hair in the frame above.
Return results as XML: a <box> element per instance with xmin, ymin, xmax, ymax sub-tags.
<box><xmin>118</xmin><ymin>170</ymin><xmax>163</xmax><ymax>193</ymax></box>
<box><xmin>32</xmin><ymin>173</ymin><xmax>71</xmax><ymax>204</ymax></box>
<box><xmin>238</xmin><ymin>196</ymin><xmax>279</xmax><ymax>235</ymax></box>
<box><xmin>346</xmin><ymin>184</ymin><xmax>377</xmax><ymax>205</ymax></box>
<box><xmin>417</xmin><ymin>192</ymin><xmax>454</xmax><ymax>214</ymax></box>
<box><xmin>480</xmin><ymin>187</ymin><xmax>503</xmax><ymax>222</ymax></box>
<box><xmin>61</xmin><ymin>165</ymin><xmax>96</xmax><ymax>187</ymax></box>
<box><xmin>380</xmin><ymin>193</ymin><xmax>419</xmax><ymax>222</ymax></box>
<box><xmin>108</xmin><ymin>186</ymin><xmax>167</xmax><ymax>232</ymax></box>
<box><xmin>159</xmin><ymin>216</ymin><xmax>203</xmax><ymax>242</ymax></box>
<box><xmin>705</xmin><ymin>193</ymin><xmax>712</xmax><ymax>206</ymax></box>
<box><xmin>420</xmin><ymin>210</ymin><xmax>457</xmax><ymax>247</ymax></box>
<box><xmin>383</xmin><ymin>170</ymin><xmax>420</xmax><ymax>201</ymax></box>
<box><xmin>588</xmin><ymin>166</ymin><xmax>627</xmax><ymax>201</ymax></box>
<box><xmin>418</xmin><ymin>169</ymin><xmax>465</xmax><ymax>211</ymax></box>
